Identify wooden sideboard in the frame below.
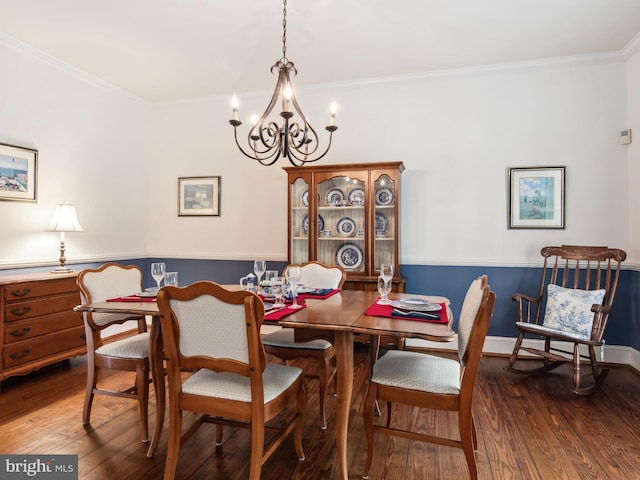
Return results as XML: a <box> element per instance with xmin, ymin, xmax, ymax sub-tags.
<box><xmin>0</xmin><ymin>271</ymin><xmax>86</xmax><ymax>390</ymax></box>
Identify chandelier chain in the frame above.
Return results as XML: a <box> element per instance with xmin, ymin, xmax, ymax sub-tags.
<box><xmin>281</xmin><ymin>0</ymin><xmax>287</xmax><ymax>62</ymax></box>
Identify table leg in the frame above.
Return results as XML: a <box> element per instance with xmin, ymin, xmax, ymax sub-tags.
<box><xmin>334</xmin><ymin>330</ymin><xmax>354</xmax><ymax>480</ymax></box>
<box><xmin>147</xmin><ymin>316</ymin><xmax>165</xmax><ymax>458</ymax></box>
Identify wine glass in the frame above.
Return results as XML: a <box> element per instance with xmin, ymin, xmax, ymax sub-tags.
<box><xmin>380</xmin><ymin>264</ymin><xmax>394</xmax><ymax>283</ymax></box>
<box><xmin>254</xmin><ymin>260</ymin><xmax>267</xmax><ymax>286</ymax></box>
<box><xmin>272</xmin><ymin>276</ymin><xmax>285</xmax><ymax>308</ymax></box>
<box><xmin>151</xmin><ymin>262</ymin><xmax>166</xmax><ymax>290</ymax></box>
<box><xmin>286</xmin><ymin>265</ymin><xmax>303</xmax><ymax>309</ymax></box>
<box><xmin>377</xmin><ymin>275</ymin><xmax>392</xmax><ymax>305</ymax></box>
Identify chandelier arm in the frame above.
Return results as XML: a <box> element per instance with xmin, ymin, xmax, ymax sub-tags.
<box><xmin>232</xmin><ymin>127</ymin><xmax>281</xmax><ymax>165</ymax></box>
<box><xmin>285</xmin><ymin>132</ymin><xmax>335</xmax><ymax>166</ymax></box>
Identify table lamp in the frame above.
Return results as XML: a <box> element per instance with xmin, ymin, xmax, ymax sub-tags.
<box><xmin>46</xmin><ymin>203</ymin><xmax>83</xmax><ymax>274</ymax></box>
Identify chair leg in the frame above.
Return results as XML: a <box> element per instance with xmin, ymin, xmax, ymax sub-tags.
<box><xmin>249</xmin><ymin>422</ymin><xmax>265</xmax><ymax>480</ymax></box>
<box><xmin>362</xmin><ymin>382</ymin><xmax>378</xmax><ymax>479</ymax></box>
<box><xmin>318</xmin><ymin>354</ymin><xmax>331</xmax><ymax>430</ymax></box>
<box><xmin>295</xmin><ymin>380</ymin><xmax>307</xmax><ymax>461</ymax></box>
<box><xmin>573</xmin><ymin>345</ymin><xmax>609</xmax><ymax>396</ymax></box>
<box><xmin>507</xmin><ymin>331</ymin><xmax>525</xmax><ymax>369</ymax></box>
<box><xmin>459</xmin><ymin>408</ymin><xmax>478</xmax><ymax>480</ymax></box>
<box><xmin>163</xmin><ymin>405</ymin><xmax>182</xmax><ymax>480</ymax></box>
<box><xmin>215</xmin><ymin>424</ymin><xmax>223</xmax><ymax>446</ymax></box>
<box><xmin>83</xmin><ymin>364</ymin><xmax>98</xmax><ymax>426</ymax></box>
<box><xmin>135</xmin><ymin>363</ymin><xmax>150</xmax><ymax>443</ymax></box>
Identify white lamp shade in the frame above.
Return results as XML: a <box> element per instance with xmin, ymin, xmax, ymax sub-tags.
<box><xmin>46</xmin><ymin>204</ymin><xmax>84</xmax><ymax>232</ymax></box>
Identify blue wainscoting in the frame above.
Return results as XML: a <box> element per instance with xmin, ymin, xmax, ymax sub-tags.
<box><xmin>3</xmin><ymin>259</ymin><xmax>638</xmax><ymax>350</ymax></box>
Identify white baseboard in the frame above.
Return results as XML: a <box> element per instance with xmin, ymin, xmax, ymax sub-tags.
<box><xmin>404</xmin><ymin>336</ymin><xmax>640</xmax><ymax>372</ymax></box>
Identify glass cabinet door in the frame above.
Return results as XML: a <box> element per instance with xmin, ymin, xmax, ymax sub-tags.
<box><xmin>317</xmin><ymin>175</ymin><xmax>366</xmax><ymax>273</ymax></box>
<box><xmin>373</xmin><ymin>173</ymin><xmax>396</xmax><ymax>273</ymax></box>
<box><xmin>290</xmin><ymin>177</ymin><xmax>309</xmax><ymax>265</ymax></box>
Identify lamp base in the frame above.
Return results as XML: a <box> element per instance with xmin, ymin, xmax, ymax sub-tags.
<box><xmin>51</xmin><ymin>266</ymin><xmax>73</xmax><ymax>274</ymax></box>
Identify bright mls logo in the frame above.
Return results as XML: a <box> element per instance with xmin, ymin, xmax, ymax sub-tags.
<box><xmin>0</xmin><ymin>455</ymin><xmax>78</xmax><ymax>479</ymax></box>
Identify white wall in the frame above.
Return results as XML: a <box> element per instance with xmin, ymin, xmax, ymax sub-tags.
<box><xmin>626</xmin><ymin>37</ymin><xmax>640</xmax><ymax>260</ymax></box>
<box><xmin>0</xmin><ymin>36</ymin><xmax>153</xmax><ymax>268</ymax></box>
<box><xmin>0</xmin><ymin>34</ymin><xmax>634</xmax><ymax>269</ymax></box>
<box><xmin>148</xmin><ymin>55</ymin><xmax>631</xmax><ymax>266</ymax></box>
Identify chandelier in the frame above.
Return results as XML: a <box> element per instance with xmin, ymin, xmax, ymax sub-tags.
<box><xmin>229</xmin><ymin>0</ymin><xmax>338</xmax><ymax>167</ymax></box>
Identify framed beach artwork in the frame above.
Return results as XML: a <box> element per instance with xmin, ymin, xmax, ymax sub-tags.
<box><xmin>0</xmin><ymin>143</ymin><xmax>38</xmax><ymax>202</ymax></box>
<box><xmin>178</xmin><ymin>176</ymin><xmax>221</xmax><ymax>216</ymax></box>
<box><xmin>508</xmin><ymin>166</ymin><xmax>565</xmax><ymax>229</ymax></box>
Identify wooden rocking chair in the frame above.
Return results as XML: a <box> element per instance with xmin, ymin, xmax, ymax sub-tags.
<box><xmin>507</xmin><ymin>245</ymin><xmax>626</xmax><ymax>396</ymax></box>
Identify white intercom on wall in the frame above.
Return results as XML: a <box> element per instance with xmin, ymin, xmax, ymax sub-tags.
<box><xmin>620</xmin><ymin>129</ymin><xmax>632</xmax><ymax>145</ymax></box>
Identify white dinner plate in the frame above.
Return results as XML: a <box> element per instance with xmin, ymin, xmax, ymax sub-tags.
<box><xmin>137</xmin><ymin>291</ymin><xmax>157</xmax><ymax>298</ymax></box>
<box><xmin>390</xmin><ymin>299</ymin><xmax>442</xmax><ymax>312</ymax></box>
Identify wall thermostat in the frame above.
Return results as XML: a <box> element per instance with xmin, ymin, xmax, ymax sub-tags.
<box><xmin>620</xmin><ymin>129</ymin><xmax>632</xmax><ymax>145</ymax></box>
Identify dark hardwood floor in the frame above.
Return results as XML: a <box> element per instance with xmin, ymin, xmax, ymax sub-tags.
<box><xmin>1</xmin><ymin>345</ymin><xmax>639</xmax><ymax>479</ymax></box>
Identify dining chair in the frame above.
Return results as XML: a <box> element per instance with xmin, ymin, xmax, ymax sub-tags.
<box><xmin>507</xmin><ymin>245</ymin><xmax>626</xmax><ymax>395</ymax></box>
<box><xmin>261</xmin><ymin>261</ymin><xmax>346</xmax><ymax>429</ymax></box>
<box><xmin>361</xmin><ymin>275</ymin><xmax>495</xmax><ymax>480</ymax></box>
<box><xmin>156</xmin><ymin>281</ymin><xmax>306</xmax><ymax>480</ymax></box>
<box><xmin>77</xmin><ymin>262</ymin><xmax>150</xmax><ymax>442</ymax></box>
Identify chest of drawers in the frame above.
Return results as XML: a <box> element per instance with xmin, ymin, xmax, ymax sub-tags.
<box><xmin>1</xmin><ymin>271</ymin><xmax>86</xmax><ymax>389</ymax></box>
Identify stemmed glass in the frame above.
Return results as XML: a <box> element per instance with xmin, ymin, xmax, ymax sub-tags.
<box><xmin>286</xmin><ymin>265</ymin><xmax>303</xmax><ymax>309</ymax></box>
<box><xmin>254</xmin><ymin>260</ymin><xmax>267</xmax><ymax>286</ymax></box>
<box><xmin>150</xmin><ymin>262</ymin><xmax>166</xmax><ymax>291</ymax></box>
<box><xmin>377</xmin><ymin>276</ymin><xmax>392</xmax><ymax>305</ymax></box>
<box><xmin>380</xmin><ymin>264</ymin><xmax>394</xmax><ymax>283</ymax></box>
<box><xmin>272</xmin><ymin>276</ymin><xmax>285</xmax><ymax>308</ymax></box>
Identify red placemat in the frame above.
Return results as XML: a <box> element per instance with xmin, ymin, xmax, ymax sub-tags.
<box><xmin>365</xmin><ymin>301</ymin><xmax>448</xmax><ymax>323</ymax></box>
<box><xmin>297</xmin><ymin>289</ymin><xmax>340</xmax><ymax>300</ymax></box>
<box><xmin>107</xmin><ymin>295</ymin><xmax>156</xmax><ymax>302</ymax></box>
<box><xmin>264</xmin><ymin>304</ymin><xmax>307</xmax><ymax>321</ymax></box>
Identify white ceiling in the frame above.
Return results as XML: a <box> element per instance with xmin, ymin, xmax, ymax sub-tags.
<box><xmin>0</xmin><ymin>0</ymin><xmax>639</xmax><ymax>103</ymax></box>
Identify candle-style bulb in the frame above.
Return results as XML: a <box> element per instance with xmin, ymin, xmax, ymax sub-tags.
<box><xmin>231</xmin><ymin>94</ymin><xmax>239</xmax><ymax>121</ymax></box>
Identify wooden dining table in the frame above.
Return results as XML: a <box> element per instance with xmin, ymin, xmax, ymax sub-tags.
<box><xmin>75</xmin><ymin>288</ymin><xmax>455</xmax><ymax>479</ymax></box>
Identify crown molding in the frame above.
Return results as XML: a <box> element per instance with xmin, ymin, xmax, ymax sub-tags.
<box><xmin>623</xmin><ymin>32</ymin><xmax>640</xmax><ymax>59</ymax></box>
<box><xmin>0</xmin><ymin>31</ymin><xmax>150</xmax><ymax>106</ymax></box>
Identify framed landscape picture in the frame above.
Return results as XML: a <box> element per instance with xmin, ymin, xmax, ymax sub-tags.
<box><xmin>508</xmin><ymin>166</ymin><xmax>565</xmax><ymax>229</ymax></box>
<box><xmin>178</xmin><ymin>176</ymin><xmax>221</xmax><ymax>216</ymax></box>
<box><xmin>0</xmin><ymin>143</ymin><xmax>38</xmax><ymax>202</ymax></box>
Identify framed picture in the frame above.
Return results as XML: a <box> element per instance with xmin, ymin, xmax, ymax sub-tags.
<box><xmin>509</xmin><ymin>166</ymin><xmax>565</xmax><ymax>229</ymax></box>
<box><xmin>0</xmin><ymin>143</ymin><xmax>38</xmax><ymax>202</ymax></box>
<box><xmin>178</xmin><ymin>176</ymin><xmax>221</xmax><ymax>216</ymax></box>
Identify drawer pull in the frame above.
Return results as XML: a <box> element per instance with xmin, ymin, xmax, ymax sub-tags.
<box><xmin>9</xmin><ymin>288</ymin><xmax>32</xmax><ymax>298</ymax></box>
<box><xmin>9</xmin><ymin>327</ymin><xmax>31</xmax><ymax>337</ymax></box>
<box><xmin>10</xmin><ymin>349</ymin><xmax>31</xmax><ymax>360</ymax></box>
<box><xmin>9</xmin><ymin>307</ymin><xmax>31</xmax><ymax>316</ymax></box>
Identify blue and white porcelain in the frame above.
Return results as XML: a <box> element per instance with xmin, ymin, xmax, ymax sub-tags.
<box><xmin>335</xmin><ymin>243</ymin><xmax>364</xmax><ymax>270</ymax></box>
<box><xmin>325</xmin><ymin>188</ymin><xmax>345</xmax><ymax>206</ymax></box>
<box><xmin>336</xmin><ymin>217</ymin><xmax>357</xmax><ymax>237</ymax></box>
<box><xmin>375</xmin><ymin>212</ymin><xmax>389</xmax><ymax>236</ymax></box>
<box><xmin>301</xmin><ymin>214</ymin><xmax>325</xmax><ymax>235</ymax></box>
<box><xmin>301</xmin><ymin>189</ymin><xmax>309</xmax><ymax>207</ymax></box>
<box><xmin>348</xmin><ymin>187</ymin><xmax>365</xmax><ymax>205</ymax></box>
<box><xmin>375</xmin><ymin>187</ymin><xmax>394</xmax><ymax>206</ymax></box>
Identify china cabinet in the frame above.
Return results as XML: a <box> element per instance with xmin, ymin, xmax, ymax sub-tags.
<box><xmin>0</xmin><ymin>272</ymin><xmax>86</xmax><ymax>390</ymax></box>
<box><xmin>285</xmin><ymin>161</ymin><xmax>405</xmax><ymax>292</ymax></box>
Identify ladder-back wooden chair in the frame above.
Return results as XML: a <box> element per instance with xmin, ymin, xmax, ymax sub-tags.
<box><xmin>77</xmin><ymin>262</ymin><xmax>150</xmax><ymax>442</ymax></box>
<box><xmin>507</xmin><ymin>245</ymin><xmax>626</xmax><ymax>396</ymax></box>
<box><xmin>261</xmin><ymin>261</ymin><xmax>346</xmax><ymax>429</ymax></box>
<box><xmin>156</xmin><ymin>281</ymin><xmax>306</xmax><ymax>480</ymax></box>
<box><xmin>362</xmin><ymin>276</ymin><xmax>495</xmax><ymax>480</ymax></box>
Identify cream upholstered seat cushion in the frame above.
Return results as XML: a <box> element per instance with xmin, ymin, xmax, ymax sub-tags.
<box><xmin>262</xmin><ymin>328</ymin><xmax>332</xmax><ymax>350</ymax></box>
<box><xmin>95</xmin><ymin>332</ymin><xmax>150</xmax><ymax>359</ymax></box>
<box><xmin>183</xmin><ymin>363</ymin><xmax>303</xmax><ymax>403</ymax></box>
<box><xmin>371</xmin><ymin>350</ymin><xmax>461</xmax><ymax>395</ymax></box>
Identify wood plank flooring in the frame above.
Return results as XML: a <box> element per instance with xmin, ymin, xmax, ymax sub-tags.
<box><xmin>1</xmin><ymin>345</ymin><xmax>639</xmax><ymax>479</ymax></box>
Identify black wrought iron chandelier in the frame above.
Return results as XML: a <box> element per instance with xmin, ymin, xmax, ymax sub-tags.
<box><xmin>229</xmin><ymin>0</ymin><xmax>338</xmax><ymax>167</ymax></box>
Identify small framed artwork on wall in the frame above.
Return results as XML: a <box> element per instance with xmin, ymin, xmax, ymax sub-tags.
<box><xmin>178</xmin><ymin>176</ymin><xmax>221</xmax><ymax>216</ymax></box>
<box><xmin>0</xmin><ymin>143</ymin><xmax>38</xmax><ymax>202</ymax></box>
<box><xmin>508</xmin><ymin>166</ymin><xmax>565</xmax><ymax>229</ymax></box>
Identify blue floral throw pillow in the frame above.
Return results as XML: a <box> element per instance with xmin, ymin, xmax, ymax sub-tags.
<box><xmin>542</xmin><ymin>284</ymin><xmax>605</xmax><ymax>338</ymax></box>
